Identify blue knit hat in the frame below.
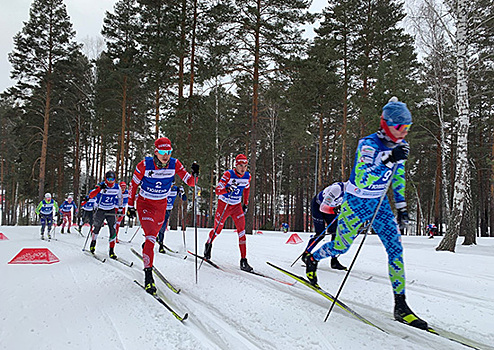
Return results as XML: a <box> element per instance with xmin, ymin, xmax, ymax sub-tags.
<box><xmin>382</xmin><ymin>97</ymin><xmax>412</xmax><ymax>126</ymax></box>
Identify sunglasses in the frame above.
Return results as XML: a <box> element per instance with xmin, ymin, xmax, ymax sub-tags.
<box><xmin>157</xmin><ymin>149</ymin><xmax>173</xmax><ymax>155</ymax></box>
<box><xmin>393</xmin><ymin>123</ymin><xmax>411</xmax><ymax>132</ymax></box>
<box><xmin>106</xmin><ymin>177</ymin><xmax>116</xmax><ymax>182</ymax></box>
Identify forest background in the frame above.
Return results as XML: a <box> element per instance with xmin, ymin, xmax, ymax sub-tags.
<box><xmin>0</xmin><ymin>0</ymin><xmax>493</xmax><ymax>252</ymax></box>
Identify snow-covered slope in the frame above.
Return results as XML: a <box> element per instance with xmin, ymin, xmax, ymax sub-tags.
<box><xmin>1</xmin><ymin>225</ymin><xmax>493</xmax><ymax>350</ymax></box>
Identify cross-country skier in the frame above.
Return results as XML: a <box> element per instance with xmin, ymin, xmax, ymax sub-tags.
<box><xmin>281</xmin><ymin>223</ymin><xmax>289</xmax><ymax>233</ymax></box>
<box><xmin>303</xmin><ymin>181</ymin><xmax>348</xmax><ymax>270</ymax></box>
<box><xmin>157</xmin><ymin>181</ymin><xmax>187</xmax><ymax>253</ymax></box>
<box><xmin>35</xmin><ymin>193</ymin><xmax>59</xmax><ymax>240</ymax></box>
<box><xmin>427</xmin><ymin>224</ymin><xmax>437</xmax><ymax>239</ymax></box>
<box><xmin>115</xmin><ymin>181</ymin><xmax>129</xmax><ymax>242</ymax></box>
<box><xmin>59</xmin><ymin>195</ymin><xmax>78</xmax><ymax>234</ymax></box>
<box><xmin>204</xmin><ymin>154</ymin><xmax>253</xmax><ymax>272</ymax></box>
<box><xmin>78</xmin><ymin>195</ymin><xmax>96</xmax><ymax>232</ymax></box>
<box><xmin>304</xmin><ymin>97</ymin><xmax>429</xmax><ymax>330</ymax></box>
<box><xmin>126</xmin><ymin>137</ymin><xmax>198</xmax><ymax>295</ymax></box>
<box><xmin>87</xmin><ymin>171</ymin><xmax>123</xmax><ymax>259</ymax></box>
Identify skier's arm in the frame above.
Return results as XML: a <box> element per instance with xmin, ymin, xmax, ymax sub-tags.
<box><xmin>320</xmin><ymin>183</ymin><xmax>342</xmax><ymax>214</ymax></box>
<box><xmin>88</xmin><ymin>185</ymin><xmax>103</xmax><ymax>199</ymax></box>
<box><xmin>242</xmin><ymin>174</ymin><xmax>251</xmax><ymax>206</ymax></box>
<box><xmin>175</xmin><ymin>159</ymin><xmax>195</xmax><ymax>187</ymax></box>
<box><xmin>215</xmin><ymin>171</ymin><xmax>232</xmax><ymax>195</ymax></box>
<box><xmin>354</xmin><ymin>139</ymin><xmax>391</xmax><ymax>189</ymax></box>
<box><xmin>35</xmin><ymin>201</ymin><xmax>43</xmax><ymax>215</ymax></box>
<box><xmin>392</xmin><ymin>162</ymin><xmax>407</xmax><ymax>209</ymax></box>
<box><xmin>128</xmin><ymin>160</ymin><xmax>146</xmax><ymax>208</ymax></box>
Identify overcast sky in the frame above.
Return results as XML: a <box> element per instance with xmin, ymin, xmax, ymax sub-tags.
<box><xmin>0</xmin><ymin>0</ymin><xmax>326</xmax><ymax>94</ymax></box>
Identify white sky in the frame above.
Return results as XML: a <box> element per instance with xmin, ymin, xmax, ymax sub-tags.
<box><xmin>0</xmin><ymin>0</ymin><xmax>327</xmax><ymax>94</ymax></box>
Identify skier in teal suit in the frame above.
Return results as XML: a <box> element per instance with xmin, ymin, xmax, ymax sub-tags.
<box><xmin>304</xmin><ymin>97</ymin><xmax>428</xmax><ymax>330</ymax></box>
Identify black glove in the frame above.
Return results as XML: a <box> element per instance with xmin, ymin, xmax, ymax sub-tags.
<box><xmin>242</xmin><ymin>203</ymin><xmax>248</xmax><ymax>214</ymax></box>
<box><xmin>333</xmin><ymin>206</ymin><xmax>340</xmax><ymax>215</ymax></box>
<box><xmin>127</xmin><ymin>207</ymin><xmax>137</xmax><ymax>219</ymax></box>
<box><xmin>390</xmin><ymin>143</ymin><xmax>410</xmax><ymax>163</ymax></box>
<box><xmin>397</xmin><ymin>208</ymin><xmax>409</xmax><ymax>232</ymax></box>
<box><xmin>99</xmin><ymin>182</ymin><xmax>107</xmax><ymax>190</ymax></box>
<box><xmin>191</xmin><ymin>162</ymin><xmax>200</xmax><ymax>176</ymax></box>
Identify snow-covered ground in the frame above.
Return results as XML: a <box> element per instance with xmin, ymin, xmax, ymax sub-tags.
<box><xmin>1</xmin><ymin>225</ymin><xmax>493</xmax><ymax>350</ymax></box>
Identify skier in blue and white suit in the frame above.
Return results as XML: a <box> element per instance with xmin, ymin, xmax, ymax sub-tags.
<box><xmin>304</xmin><ymin>97</ymin><xmax>428</xmax><ymax>330</ymax></box>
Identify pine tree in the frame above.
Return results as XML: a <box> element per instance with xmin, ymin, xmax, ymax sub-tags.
<box><xmin>8</xmin><ymin>0</ymin><xmax>81</xmax><ymax>199</ymax></box>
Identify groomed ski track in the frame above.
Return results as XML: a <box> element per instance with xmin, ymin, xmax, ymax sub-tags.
<box><xmin>1</xmin><ymin>226</ymin><xmax>493</xmax><ymax>350</ymax></box>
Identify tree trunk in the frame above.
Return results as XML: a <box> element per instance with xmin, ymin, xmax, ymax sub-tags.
<box><xmin>436</xmin><ymin>0</ymin><xmax>470</xmax><ymax>252</ymax></box>
<box><xmin>38</xmin><ymin>80</ymin><xmax>52</xmax><ymax>199</ymax></box>
<box><xmin>245</xmin><ymin>0</ymin><xmax>261</xmax><ymax>235</ymax></box>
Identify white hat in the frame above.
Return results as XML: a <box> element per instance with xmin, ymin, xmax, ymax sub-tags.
<box><xmin>45</xmin><ymin>193</ymin><xmax>52</xmax><ymax>199</ymax></box>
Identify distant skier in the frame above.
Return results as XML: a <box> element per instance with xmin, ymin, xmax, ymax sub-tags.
<box><xmin>203</xmin><ymin>154</ymin><xmax>253</xmax><ymax>272</ymax></box>
<box><xmin>303</xmin><ymin>181</ymin><xmax>348</xmax><ymax>270</ymax></box>
<box><xmin>427</xmin><ymin>224</ymin><xmax>437</xmax><ymax>239</ymax></box>
<box><xmin>157</xmin><ymin>181</ymin><xmax>187</xmax><ymax>253</ymax></box>
<box><xmin>115</xmin><ymin>181</ymin><xmax>129</xmax><ymax>242</ymax></box>
<box><xmin>78</xmin><ymin>195</ymin><xmax>96</xmax><ymax>232</ymax></box>
<box><xmin>126</xmin><ymin>137</ymin><xmax>198</xmax><ymax>295</ymax></box>
<box><xmin>87</xmin><ymin>171</ymin><xmax>123</xmax><ymax>259</ymax></box>
<box><xmin>304</xmin><ymin>97</ymin><xmax>429</xmax><ymax>330</ymax></box>
<box><xmin>35</xmin><ymin>193</ymin><xmax>59</xmax><ymax>240</ymax></box>
<box><xmin>59</xmin><ymin>195</ymin><xmax>78</xmax><ymax>234</ymax></box>
<box><xmin>281</xmin><ymin>223</ymin><xmax>289</xmax><ymax>233</ymax></box>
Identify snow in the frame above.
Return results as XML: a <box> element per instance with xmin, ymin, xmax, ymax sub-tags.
<box><xmin>1</xmin><ymin>226</ymin><xmax>493</xmax><ymax>350</ymax></box>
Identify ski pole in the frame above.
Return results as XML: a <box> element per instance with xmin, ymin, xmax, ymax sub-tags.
<box><xmin>198</xmin><ymin>190</ymin><xmax>232</xmax><ymax>270</ymax></box>
<box><xmin>127</xmin><ymin>223</ymin><xmax>141</xmax><ymax>243</ymax></box>
<box><xmin>82</xmin><ymin>191</ymin><xmax>104</xmax><ymax>251</ymax></box>
<box><xmin>182</xmin><ymin>197</ymin><xmax>187</xmax><ymax>250</ymax></box>
<box><xmin>290</xmin><ymin>214</ymin><xmax>339</xmax><ymax>267</ymax></box>
<box><xmin>324</xmin><ymin>164</ymin><xmax>398</xmax><ymax>322</ymax></box>
<box><xmin>193</xmin><ymin>167</ymin><xmax>199</xmax><ymax>284</ymax></box>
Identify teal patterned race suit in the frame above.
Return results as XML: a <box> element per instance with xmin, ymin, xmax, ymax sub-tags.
<box><xmin>312</xmin><ymin>132</ymin><xmax>408</xmax><ymax>295</ymax></box>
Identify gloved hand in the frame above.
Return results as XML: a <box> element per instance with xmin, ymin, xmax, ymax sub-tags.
<box><xmin>117</xmin><ymin>207</ymin><xmax>124</xmax><ymax>215</ymax></box>
<box><xmin>99</xmin><ymin>181</ymin><xmax>107</xmax><ymax>190</ymax></box>
<box><xmin>191</xmin><ymin>162</ymin><xmax>200</xmax><ymax>176</ymax></box>
<box><xmin>178</xmin><ymin>186</ymin><xmax>185</xmax><ymax>195</ymax></box>
<box><xmin>397</xmin><ymin>208</ymin><xmax>409</xmax><ymax>232</ymax></box>
<box><xmin>127</xmin><ymin>207</ymin><xmax>137</xmax><ymax>219</ymax></box>
<box><xmin>242</xmin><ymin>203</ymin><xmax>248</xmax><ymax>214</ymax></box>
<box><xmin>333</xmin><ymin>206</ymin><xmax>340</xmax><ymax>215</ymax></box>
<box><xmin>390</xmin><ymin>143</ymin><xmax>410</xmax><ymax>163</ymax></box>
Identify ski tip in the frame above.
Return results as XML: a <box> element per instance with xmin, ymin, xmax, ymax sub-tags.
<box><xmin>182</xmin><ymin>313</ymin><xmax>189</xmax><ymax>321</ymax></box>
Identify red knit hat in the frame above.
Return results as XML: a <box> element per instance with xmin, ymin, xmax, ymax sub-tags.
<box><xmin>235</xmin><ymin>154</ymin><xmax>248</xmax><ymax>166</ymax></box>
<box><xmin>155</xmin><ymin>137</ymin><xmax>172</xmax><ymax>151</ymax></box>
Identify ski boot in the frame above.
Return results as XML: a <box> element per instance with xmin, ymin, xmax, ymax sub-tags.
<box><xmin>330</xmin><ymin>257</ymin><xmax>347</xmax><ymax>270</ymax></box>
<box><xmin>303</xmin><ymin>253</ymin><xmax>319</xmax><ymax>287</ymax></box>
<box><xmin>240</xmin><ymin>258</ymin><xmax>253</xmax><ymax>272</ymax></box>
<box><xmin>144</xmin><ymin>267</ymin><xmax>157</xmax><ymax>295</ymax></box>
<box><xmin>47</xmin><ymin>232</ymin><xmax>52</xmax><ymax>239</ymax></box>
<box><xmin>109</xmin><ymin>247</ymin><xmax>117</xmax><ymax>260</ymax></box>
<box><xmin>158</xmin><ymin>242</ymin><xmax>165</xmax><ymax>254</ymax></box>
<box><xmin>394</xmin><ymin>294</ymin><xmax>428</xmax><ymax>330</ymax></box>
<box><xmin>61</xmin><ymin>228</ymin><xmax>64</xmax><ymax>234</ymax></box>
<box><xmin>89</xmin><ymin>240</ymin><xmax>96</xmax><ymax>253</ymax></box>
<box><xmin>204</xmin><ymin>242</ymin><xmax>212</xmax><ymax>260</ymax></box>
<box><xmin>41</xmin><ymin>233</ymin><xmax>44</xmax><ymax>240</ymax></box>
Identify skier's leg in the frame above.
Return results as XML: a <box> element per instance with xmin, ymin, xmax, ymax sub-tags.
<box><xmin>371</xmin><ymin>198</ymin><xmax>405</xmax><ymax>294</ymax></box>
<box><xmin>107</xmin><ymin>213</ymin><xmax>117</xmax><ymax>258</ymax></box>
<box><xmin>305</xmin><ymin>197</ymin><xmax>330</xmax><ymax>253</ymax></box>
<box><xmin>231</xmin><ymin>204</ymin><xmax>247</xmax><ymax>258</ymax></box>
